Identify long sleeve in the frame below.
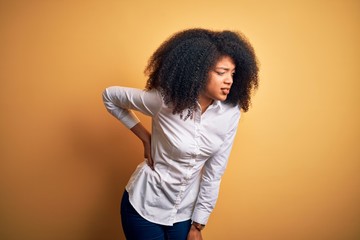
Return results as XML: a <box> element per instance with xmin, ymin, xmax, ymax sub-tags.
<box><xmin>191</xmin><ymin>111</ymin><xmax>240</xmax><ymax>225</ymax></box>
<box><xmin>102</xmin><ymin>86</ymin><xmax>162</xmax><ymax>128</ymax></box>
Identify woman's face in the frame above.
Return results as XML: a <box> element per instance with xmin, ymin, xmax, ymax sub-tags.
<box><xmin>201</xmin><ymin>55</ymin><xmax>235</xmax><ymax>103</ymax></box>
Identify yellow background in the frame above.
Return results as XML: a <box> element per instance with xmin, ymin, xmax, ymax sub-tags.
<box><xmin>1</xmin><ymin>1</ymin><xmax>359</xmax><ymax>239</ymax></box>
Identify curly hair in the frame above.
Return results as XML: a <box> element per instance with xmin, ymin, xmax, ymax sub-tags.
<box><xmin>145</xmin><ymin>28</ymin><xmax>259</xmax><ymax>115</ymax></box>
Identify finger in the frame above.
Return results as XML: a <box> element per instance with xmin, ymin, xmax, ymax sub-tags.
<box><xmin>148</xmin><ymin>158</ymin><xmax>154</xmax><ymax>169</ymax></box>
<box><xmin>149</xmin><ymin>159</ymin><xmax>155</xmax><ymax>170</ymax></box>
<box><xmin>144</xmin><ymin>157</ymin><xmax>154</xmax><ymax>170</ymax></box>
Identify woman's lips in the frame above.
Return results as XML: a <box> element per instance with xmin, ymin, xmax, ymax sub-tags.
<box><xmin>221</xmin><ymin>88</ymin><xmax>230</xmax><ymax>94</ymax></box>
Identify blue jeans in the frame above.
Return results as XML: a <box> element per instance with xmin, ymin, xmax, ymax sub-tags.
<box><xmin>121</xmin><ymin>190</ymin><xmax>192</xmax><ymax>240</ymax></box>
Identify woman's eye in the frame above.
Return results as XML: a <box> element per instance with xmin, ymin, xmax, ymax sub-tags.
<box><xmin>216</xmin><ymin>71</ymin><xmax>225</xmax><ymax>76</ymax></box>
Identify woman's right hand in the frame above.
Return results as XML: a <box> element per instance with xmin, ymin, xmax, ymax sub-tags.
<box><xmin>143</xmin><ymin>138</ymin><xmax>153</xmax><ymax>170</ymax></box>
<box><xmin>130</xmin><ymin>123</ymin><xmax>153</xmax><ymax>170</ymax></box>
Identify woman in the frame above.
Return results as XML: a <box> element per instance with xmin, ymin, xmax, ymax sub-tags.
<box><xmin>103</xmin><ymin>28</ymin><xmax>259</xmax><ymax>240</ymax></box>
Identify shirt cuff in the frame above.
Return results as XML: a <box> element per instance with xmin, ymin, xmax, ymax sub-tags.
<box><xmin>120</xmin><ymin>110</ymin><xmax>140</xmax><ymax>129</ymax></box>
<box><xmin>191</xmin><ymin>209</ymin><xmax>210</xmax><ymax>225</ymax></box>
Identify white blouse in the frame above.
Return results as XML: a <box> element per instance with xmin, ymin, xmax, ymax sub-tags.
<box><xmin>103</xmin><ymin>86</ymin><xmax>240</xmax><ymax>226</ymax></box>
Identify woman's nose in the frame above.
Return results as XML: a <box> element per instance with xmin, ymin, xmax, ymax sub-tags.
<box><xmin>225</xmin><ymin>74</ymin><xmax>233</xmax><ymax>84</ymax></box>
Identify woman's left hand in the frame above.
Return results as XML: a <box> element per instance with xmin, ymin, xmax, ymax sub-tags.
<box><xmin>187</xmin><ymin>226</ymin><xmax>203</xmax><ymax>240</ymax></box>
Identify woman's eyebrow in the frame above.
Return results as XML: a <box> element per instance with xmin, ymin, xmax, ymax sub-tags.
<box><xmin>215</xmin><ymin>67</ymin><xmax>236</xmax><ymax>71</ymax></box>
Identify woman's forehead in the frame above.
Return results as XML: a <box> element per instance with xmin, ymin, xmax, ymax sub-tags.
<box><xmin>214</xmin><ymin>56</ymin><xmax>236</xmax><ymax>70</ymax></box>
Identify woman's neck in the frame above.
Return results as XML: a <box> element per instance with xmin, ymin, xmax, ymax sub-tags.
<box><xmin>198</xmin><ymin>94</ymin><xmax>213</xmax><ymax>114</ymax></box>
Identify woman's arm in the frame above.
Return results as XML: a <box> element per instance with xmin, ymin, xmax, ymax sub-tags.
<box><xmin>191</xmin><ymin>110</ymin><xmax>241</xmax><ymax>225</ymax></box>
<box><xmin>103</xmin><ymin>87</ymin><xmax>162</xmax><ymax>169</ymax></box>
<box><xmin>102</xmin><ymin>87</ymin><xmax>162</xmax><ymax>128</ymax></box>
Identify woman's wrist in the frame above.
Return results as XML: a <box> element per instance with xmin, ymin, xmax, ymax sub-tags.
<box><xmin>191</xmin><ymin>221</ymin><xmax>205</xmax><ymax>231</ymax></box>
